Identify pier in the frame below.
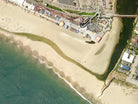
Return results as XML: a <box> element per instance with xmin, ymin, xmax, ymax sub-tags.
<box><xmin>112</xmin><ymin>14</ymin><xmax>138</xmax><ymax>18</ymax></box>
<box><xmin>102</xmin><ymin>14</ymin><xmax>138</xmax><ymax>18</ymax></box>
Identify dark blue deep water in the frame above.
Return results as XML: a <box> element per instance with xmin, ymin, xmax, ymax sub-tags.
<box><xmin>0</xmin><ymin>36</ymin><xmax>90</xmax><ymax>104</ymax></box>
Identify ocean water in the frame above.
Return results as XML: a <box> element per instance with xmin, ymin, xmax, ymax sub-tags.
<box><xmin>0</xmin><ymin>36</ymin><xmax>90</xmax><ymax>104</ymax></box>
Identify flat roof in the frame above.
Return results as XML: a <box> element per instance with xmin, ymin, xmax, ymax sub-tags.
<box><xmin>122</xmin><ymin>52</ymin><xmax>134</xmax><ymax>63</ymax></box>
<box><xmin>9</xmin><ymin>0</ymin><xmax>25</xmax><ymax>5</ymax></box>
<box><xmin>95</xmin><ymin>36</ymin><xmax>102</xmax><ymax>42</ymax></box>
<box><xmin>121</xmin><ymin>64</ymin><xmax>130</xmax><ymax>71</ymax></box>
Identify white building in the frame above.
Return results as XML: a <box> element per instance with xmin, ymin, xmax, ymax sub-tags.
<box><xmin>9</xmin><ymin>0</ymin><xmax>25</xmax><ymax>6</ymax></box>
<box><xmin>122</xmin><ymin>52</ymin><xmax>135</xmax><ymax>63</ymax></box>
<box><xmin>22</xmin><ymin>1</ymin><xmax>35</xmax><ymax>10</ymax></box>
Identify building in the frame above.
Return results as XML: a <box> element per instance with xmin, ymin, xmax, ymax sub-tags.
<box><xmin>131</xmin><ymin>38</ymin><xmax>138</xmax><ymax>43</ymax></box>
<box><xmin>22</xmin><ymin>1</ymin><xmax>35</xmax><ymax>10</ymax></box>
<box><xmin>122</xmin><ymin>52</ymin><xmax>135</xmax><ymax>64</ymax></box>
<box><xmin>9</xmin><ymin>0</ymin><xmax>25</xmax><ymax>6</ymax></box>
<box><xmin>120</xmin><ymin>64</ymin><xmax>130</xmax><ymax>71</ymax></box>
<box><xmin>95</xmin><ymin>35</ymin><xmax>102</xmax><ymax>42</ymax></box>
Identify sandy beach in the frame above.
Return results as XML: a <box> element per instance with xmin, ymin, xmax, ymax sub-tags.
<box><xmin>99</xmin><ymin>82</ymin><xmax>138</xmax><ymax>104</ymax></box>
<box><xmin>0</xmin><ymin>30</ymin><xmax>104</xmax><ymax>103</ymax></box>
<box><xmin>0</xmin><ymin>0</ymin><xmax>121</xmax><ymax>74</ymax></box>
<box><xmin>0</xmin><ymin>0</ymin><xmax>138</xmax><ymax>104</ymax></box>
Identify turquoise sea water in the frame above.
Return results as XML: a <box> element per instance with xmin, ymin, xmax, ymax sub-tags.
<box><xmin>0</xmin><ymin>37</ymin><xmax>90</xmax><ymax>104</ymax></box>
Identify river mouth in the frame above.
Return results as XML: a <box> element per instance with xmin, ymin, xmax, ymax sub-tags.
<box><xmin>104</xmin><ymin>0</ymin><xmax>138</xmax><ymax>80</ymax></box>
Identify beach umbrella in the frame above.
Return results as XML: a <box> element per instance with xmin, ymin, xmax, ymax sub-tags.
<box><xmin>92</xmin><ymin>32</ymin><xmax>95</xmax><ymax>35</ymax></box>
<box><xmin>46</xmin><ymin>12</ymin><xmax>50</xmax><ymax>16</ymax></box>
<box><xmin>59</xmin><ymin>21</ymin><xmax>65</xmax><ymax>27</ymax></box>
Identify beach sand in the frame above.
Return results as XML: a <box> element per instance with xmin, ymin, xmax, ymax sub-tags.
<box><xmin>0</xmin><ymin>0</ymin><xmax>121</xmax><ymax>74</ymax></box>
<box><xmin>99</xmin><ymin>82</ymin><xmax>138</xmax><ymax>104</ymax></box>
<box><xmin>0</xmin><ymin>30</ymin><xmax>104</xmax><ymax>103</ymax></box>
<box><xmin>0</xmin><ymin>0</ymin><xmax>138</xmax><ymax>104</ymax></box>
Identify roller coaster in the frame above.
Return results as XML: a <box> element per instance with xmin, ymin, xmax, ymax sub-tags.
<box><xmin>80</xmin><ymin>13</ymin><xmax>138</xmax><ymax>28</ymax></box>
<box><xmin>80</xmin><ymin>12</ymin><xmax>100</xmax><ymax>28</ymax></box>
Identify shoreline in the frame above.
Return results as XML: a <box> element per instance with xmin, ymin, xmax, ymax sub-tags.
<box><xmin>1</xmin><ymin>0</ymin><xmax>137</xmax><ymax>104</ymax></box>
<box><xmin>0</xmin><ymin>14</ymin><xmax>123</xmax><ymax>103</ymax></box>
<box><xmin>0</xmin><ymin>33</ymin><xmax>93</xmax><ymax>104</ymax></box>
<box><xmin>0</xmin><ymin>15</ymin><xmax>123</xmax><ymax>104</ymax></box>
<box><xmin>30</xmin><ymin>46</ymin><xmax>93</xmax><ymax>103</ymax></box>
<box><xmin>0</xmin><ymin>31</ymin><xmax>96</xmax><ymax>104</ymax></box>
<box><xmin>33</xmin><ymin>49</ymin><xmax>93</xmax><ymax>104</ymax></box>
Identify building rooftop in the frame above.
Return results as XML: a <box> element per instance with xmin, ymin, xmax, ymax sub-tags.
<box><xmin>122</xmin><ymin>52</ymin><xmax>135</xmax><ymax>63</ymax></box>
<box><xmin>9</xmin><ymin>0</ymin><xmax>25</xmax><ymax>5</ymax></box>
<box><xmin>120</xmin><ymin>64</ymin><xmax>130</xmax><ymax>71</ymax></box>
<box><xmin>58</xmin><ymin>0</ymin><xmax>75</xmax><ymax>6</ymax></box>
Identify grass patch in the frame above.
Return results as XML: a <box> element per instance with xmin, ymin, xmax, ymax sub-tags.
<box><xmin>114</xmin><ymin>59</ymin><xmax>122</xmax><ymax>71</ymax></box>
<box><xmin>47</xmin><ymin>4</ymin><xmax>63</xmax><ymax>12</ymax></box>
<box><xmin>0</xmin><ymin>27</ymin><xmax>11</xmax><ymax>33</ymax></box>
<box><xmin>64</xmin><ymin>9</ymin><xmax>95</xmax><ymax>15</ymax></box>
<box><xmin>64</xmin><ymin>9</ymin><xmax>80</xmax><ymax>14</ymax></box>
<box><xmin>38</xmin><ymin>3</ymin><xmax>95</xmax><ymax>16</ymax></box>
<box><xmin>78</xmin><ymin>12</ymin><xmax>96</xmax><ymax>15</ymax></box>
